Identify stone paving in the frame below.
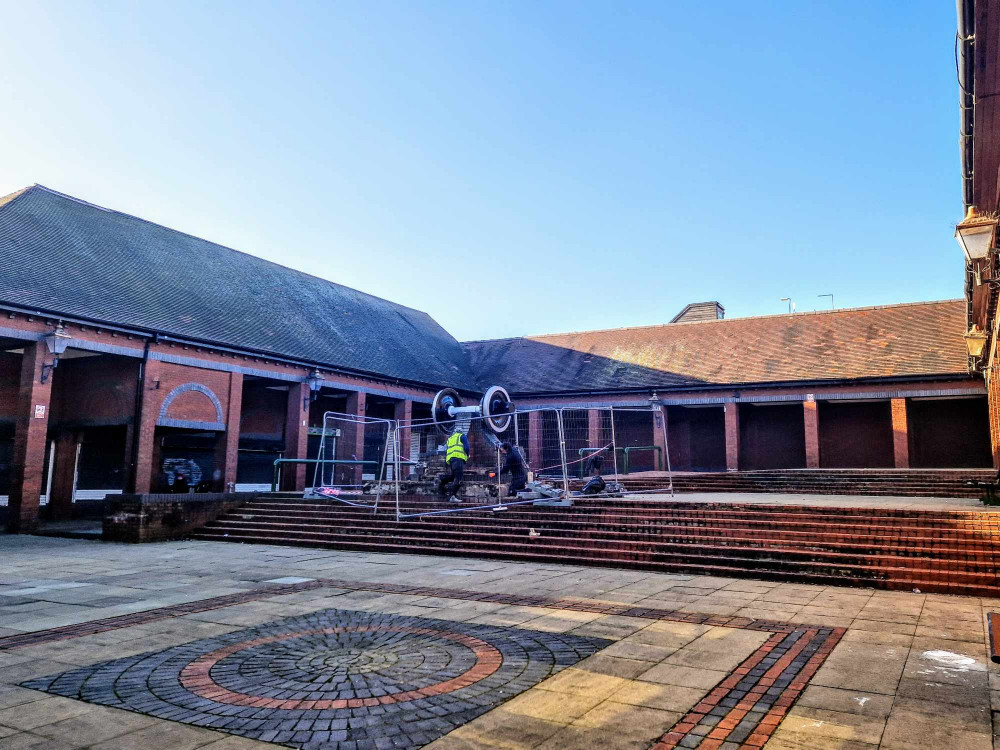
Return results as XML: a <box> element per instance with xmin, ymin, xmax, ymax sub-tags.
<box><xmin>0</xmin><ymin>534</ymin><xmax>999</xmax><ymax>749</ymax></box>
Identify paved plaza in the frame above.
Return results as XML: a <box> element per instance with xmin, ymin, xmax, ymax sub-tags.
<box><xmin>0</xmin><ymin>534</ymin><xmax>998</xmax><ymax>749</ymax></box>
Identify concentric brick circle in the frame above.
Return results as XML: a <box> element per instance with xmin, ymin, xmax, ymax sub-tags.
<box><xmin>23</xmin><ymin>608</ymin><xmax>609</xmax><ymax>750</ymax></box>
<box><xmin>179</xmin><ymin>625</ymin><xmax>504</xmax><ymax>709</ymax></box>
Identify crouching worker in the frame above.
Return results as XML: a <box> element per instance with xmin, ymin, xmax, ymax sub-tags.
<box><xmin>439</xmin><ymin>428</ymin><xmax>470</xmax><ymax>502</ymax></box>
<box><xmin>581</xmin><ymin>450</ymin><xmax>606</xmax><ymax>495</ymax></box>
<box><xmin>499</xmin><ymin>441</ymin><xmax>528</xmax><ymax>497</ymax></box>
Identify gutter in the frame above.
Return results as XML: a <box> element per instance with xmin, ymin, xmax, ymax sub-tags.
<box><xmin>0</xmin><ymin>300</ymin><xmax>478</xmax><ymax>396</ymax></box>
<box><xmin>509</xmin><ymin>372</ymin><xmax>977</xmax><ymax>400</ymax></box>
<box><xmin>958</xmin><ymin>0</ymin><xmax>975</xmax><ymax>210</ymax></box>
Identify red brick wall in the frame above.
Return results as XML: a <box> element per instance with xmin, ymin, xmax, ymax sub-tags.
<box><xmin>239</xmin><ymin>384</ymin><xmax>287</xmax><ymax>437</ymax></box>
<box><xmin>0</xmin><ymin>352</ymin><xmax>19</xmax><ymax>420</ymax></box>
<box><xmin>988</xmin><ymin>364</ymin><xmax>1000</xmax><ymax>469</ymax></box>
<box><xmin>818</xmin><ymin>400</ymin><xmax>894</xmax><ymax>468</ymax></box>
<box><xmin>154</xmin><ymin>363</ymin><xmax>231</xmax><ymax>423</ymax></box>
<box><xmin>49</xmin><ymin>356</ymin><xmax>139</xmax><ymax>425</ymax></box>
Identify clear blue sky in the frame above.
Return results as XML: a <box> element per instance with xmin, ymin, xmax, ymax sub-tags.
<box><xmin>0</xmin><ymin>1</ymin><xmax>962</xmax><ymax>341</ymax></box>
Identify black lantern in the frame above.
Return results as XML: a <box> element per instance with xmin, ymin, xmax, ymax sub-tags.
<box><xmin>304</xmin><ymin>369</ymin><xmax>324</xmax><ymax>409</ymax></box>
<box><xmin>40</xmin><ymin>326</ymin><xmax>71</xmax><ymax>384</ymax></box>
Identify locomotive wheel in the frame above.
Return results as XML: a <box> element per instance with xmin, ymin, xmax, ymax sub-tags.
<box><xmin>481</xmin><ymin>385</ymin><xmax>513</xmax><ymax>433</ymax></box>
<box><xmin>431</xmin><ymin>388</ymin><xmax>462</xmax><ymax>435</ymax></box>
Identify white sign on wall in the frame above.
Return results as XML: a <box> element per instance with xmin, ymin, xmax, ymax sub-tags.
<box><xmin>33</xmin><ymin>404</ymin><xmax>46</xmax><ymax>419</ymax></box>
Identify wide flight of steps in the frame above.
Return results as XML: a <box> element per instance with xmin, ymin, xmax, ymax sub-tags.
<box><xmin>191</xmin><ymin>492</ymin><xmax>1000</xmax><ymax>596</ymax></box>
<box><xmin>607</xmin><ymin>469</ymin><xmax>995</xmax><ymax>498</ymax></box>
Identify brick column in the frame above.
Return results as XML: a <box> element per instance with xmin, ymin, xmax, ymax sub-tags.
<box><xmin>394</xmin><ymin>400</ymin><xmax>412</xmax><ymax>476</ymax></box>
<box><xmin>8</xmin><ymin>341</ymin><xmax>53</xmax><ymax>533</ymax></box>
<box><xmin>48</xmin><ymin>430</ymin><xmax>80</xmax><ymax>520</ymax></box>
<box><xmin>724</xmin><ymin>402</ymin><xmax>740</xmax><ymax>472</ymax></box>
<box><xmin>587</xmin><ymin>409</ymin><xmax>601</xmax><ymax>447</ymax></box>
<box><xmin>803</xmin><ymin>399</ymin><xmax>820</xmax><ymax>468</ymax></box>
<box><xmin>131</xmin><ymin>358</ymin><xmax>162</xmax><ymax>494</ymax></box>
<box><xmin>282</xmin><ymin>382</ymin><xmax>309</xmax><ymax>492</ymax></box>
<box><xmin>652</xmin><ymin>406</ymin><xmax>668</xmax><ymax>471</ymax></box>
<box><xmin>345</xmin><ymin>391</ymin><xmax>367</xmax><ymax>484</ymax></box>
<box><xmin>214</xmin><ymin>372</ymin><xmax>243</xmax><ymax>491</ymax></box>
<box><xmin>528</xmin><ymin>411</ymin><xmax>543</xmax><ymax>473</ymax></box>
<box><xmin>890</xmin><ymin>398</ymin><xmax>909</xmax><ymax>468</ymax></box>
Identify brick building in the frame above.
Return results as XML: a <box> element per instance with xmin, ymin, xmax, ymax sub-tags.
<box><xmin>957</xmin><ymin>0</ymin><xmax>1000</xmax><ymax>468</ymax></box>
<box><xmin>0</xmin><ymin>185</ymin><xmax>990</xmax><ymax>532</ymax></box>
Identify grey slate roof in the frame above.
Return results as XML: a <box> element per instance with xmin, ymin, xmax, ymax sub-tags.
<box><xmin>464</xmin><ymin>300</ymin><xmax>970</xmax><ymax>395</ymax></box>
<box><xmin>0</xmin><ymin>186</ymin><xmax>473</xmax><ymax>389</ymax></box>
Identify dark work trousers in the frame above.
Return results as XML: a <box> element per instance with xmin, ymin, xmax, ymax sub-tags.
<box><xmin>507</xmin><ymin>474</ymin><xmax>527</xmax><ymax>496</ymax></box>
<box><xmin>439</xmin><ymin>458</ymin><xmax>466</xmax><ymax>497</ymax></box>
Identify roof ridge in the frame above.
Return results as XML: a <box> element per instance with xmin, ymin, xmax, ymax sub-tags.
<box><xmin>504</xmin><ymin>299</ymin><xmax>965</xmax><ymax>341</ymax></box>
<box><xmin>30</xmin><ymin>184</ymin><xmax>435</xmax><ymax>319</ymax></box>
<box><xmin>0</xmin><ymin>186</ymin><xmax>33</xmax><ymax>212</ymax></box>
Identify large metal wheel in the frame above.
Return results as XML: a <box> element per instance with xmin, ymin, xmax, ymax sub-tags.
<box><xmin>481</xmin><ymin>385</ymin><xmax>513</xmax><ymax>433</ymax></box>
<box><xmin>431</xmin><ymin>388</ymin><xmax>462</xmax><ymax>435</ymax></box>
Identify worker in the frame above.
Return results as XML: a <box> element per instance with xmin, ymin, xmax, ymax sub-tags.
<box><xmin>439</xmin><ymin>428</ymin><xmax>470</xmax><ymax>502</ymax></box>
<box><xmin>581</xmin><ymin>450</ymin><xmax>606</xmax><ymax>495</ymax></box>
<box><xmin>498</xmin><ymin>441</ymin><xmax>527</xmax><ymax>496</ymax></box>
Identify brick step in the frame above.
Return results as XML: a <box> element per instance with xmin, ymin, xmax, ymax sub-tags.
<box><xmin>221</xmin><ymin>510</ymin><xmax>1000</xmax><ymax>552</ymax></box>
<box><xmin>623</xmin><ymin>485</ymin><xmax>982</xmax><ymax>498</ymax></box>
<box><xmin>245</xmin><ymin>500</ymin><xmax>1000</xmax><ymax>528</ymax></box>
<box><xmin>233</xmin><ymin>509</ymin><xmax>1000</xmax><ymax>547</ymax></box>
<box><xmin>192</xmin><ymin>494</ymin><xmax>1000</xmax><ymax>595</ymax></box>
<box><xmin>204</xmin><ymin>517</ymin><xmax>1000</xmax><ymax>572</ymax></box>
<box><xmin>189</xmin><ymin>528</ymin><xmax>1000</xmax><ymax>595</ymax></box>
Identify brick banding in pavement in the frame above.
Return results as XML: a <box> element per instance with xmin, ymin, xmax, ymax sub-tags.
<box><xmin>7</xmin><ymin>575</ymin><xmax>847</xmax><ymax>749</ymax></box>
<box><xmin>651</xmin><ymin>626</ymin><xmax>844</xmax><ymax>750</ymax></box>
<box><xmin>21</xmin><ymin>608</ymin><xmax>608</xmax><ymax>750</ymax></box>
<box><xmin>0</xmin><ymin>579</ymin><xmax>329</xmax><ymax>651</ymax></box>
<box><xmin>0</xmin><ymin>576</ymin><xmax>797</xmax><ymax>653</ymax></box>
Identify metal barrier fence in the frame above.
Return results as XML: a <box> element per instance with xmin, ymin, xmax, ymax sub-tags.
<box><xmin>303</xmin><ymin>403</ymin><xmax>674</xmax><ymax>519</ymax></box>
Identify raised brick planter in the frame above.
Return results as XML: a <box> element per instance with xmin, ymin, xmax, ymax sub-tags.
<box><xmin>103</xmin><ymin>492</ymin><xmax>255</xmax><ymax>543</ymax></box>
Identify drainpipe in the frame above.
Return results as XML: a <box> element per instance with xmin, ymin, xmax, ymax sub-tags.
<box><xmin>957</xmin><ymin>0</ymin><xmax>975</xmax><ymax>210</ymax></box>
<box><xmin>126</xmin><ymin>336</ymin><xmax>154</xmax><ymax>492</ymax></box>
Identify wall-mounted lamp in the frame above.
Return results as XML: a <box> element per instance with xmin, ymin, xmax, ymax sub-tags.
<box><xmin>955</xmin><ymin>206</ymin><xmax>997</xmax><ymax>263</ymax></box>
<box><xmin>964</xmin><ymin>325</ymin><xmax>988</xmax><ymax>358</ymax></box>
<box><xmin>304</xmin><ymin>369</ymin><xmax>325</xmax><ymax>409</ymax></box>
<box><xmin>39</xmin><ymin>326</ymin><xmax>71</xmax><ymax>384</ymax></box>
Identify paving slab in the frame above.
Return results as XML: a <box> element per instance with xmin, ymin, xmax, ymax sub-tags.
<box><xmin>1</xmin><ymin>534</ymin><xmax>999</xmax><ymax>749</ymax></box>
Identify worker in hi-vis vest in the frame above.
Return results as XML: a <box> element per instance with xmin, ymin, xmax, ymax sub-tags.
<box><xmin>439</xmin><ymin>428</ymin><xmax>470</xmax><ymax>502</ymax></box>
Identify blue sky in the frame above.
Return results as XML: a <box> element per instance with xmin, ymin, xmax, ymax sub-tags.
<box><xmin>0</xmin><ymin>1</ymin><xmax>962</xmax><ymax>341</ymax></box>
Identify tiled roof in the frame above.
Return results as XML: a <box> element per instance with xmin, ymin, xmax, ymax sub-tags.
<box><xmin>0</xmin><ymin>186</ymin><xmax>473</xmax><ymax>388</ymax></box>
<box><xmin>464</xmin><ymin>300</ymin><xmax>969</xmax><ymax>394</ymax></box>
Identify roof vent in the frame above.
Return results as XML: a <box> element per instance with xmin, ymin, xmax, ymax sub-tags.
<box><xmin>670</xmin><ymin>301</ymin><xmax>725</xmax><ymax>324</ymax></box>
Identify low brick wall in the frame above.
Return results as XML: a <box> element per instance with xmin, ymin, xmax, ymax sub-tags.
<box><xmin>103</xmin><ymin>492</ymin><xmax>257</xmax><ymax>543</ymax></box>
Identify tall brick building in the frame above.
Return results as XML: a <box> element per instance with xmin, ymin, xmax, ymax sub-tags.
<box><xmin>956</xmin><ymin>0</ymin><xmax>1000</xmax><ymax>469</ymax></box>
<box><xmin>0</xmin><ymin>185</ymin><xmax>989</xmax><ymax>532</ymax></box>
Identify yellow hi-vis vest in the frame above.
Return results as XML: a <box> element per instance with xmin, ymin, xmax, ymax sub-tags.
<box><xmin>445</xmin><ymin>432</ymin><xmax>468</xmax><ymax>462</ymax></box>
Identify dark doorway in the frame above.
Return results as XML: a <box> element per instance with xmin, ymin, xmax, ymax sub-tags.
<box><xmin>666</xmin><ymin>406</ymin><xmax>726</xmax><ymax>471</ymax></box>
<box><xmin>908</xmin><ymin>397</ymin><xmax>991</xmax><ymax>468</ymax></box>
<box><xmin>739</xmin><ymin>403</ymin><xmax>806</xmax><ymax>470</ymax></box>
<box><xmin>154</xmin><ymin>429</ymin><xmax>218</xmax><ymax>492</ymax></box>
<box><xmin>612</xmin><ymin>409</ymin><xmax>657</xmax><ymax>472</ymax></box>
<box><xmin>818</xmin><ymin>401</ymin><xmax>893</xmax><ymax>468</ymax></box>
<box><xmin>77</xmin><ymin>426</ymin><xmax>129</xmax><ymax>490</ymax></box>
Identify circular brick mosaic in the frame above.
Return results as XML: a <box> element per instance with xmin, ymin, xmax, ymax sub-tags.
<box><xmin>179</xmin><ymin>625</ymin><xmax>504</xmax><ymax>709</ymax></box>
<box><xmin>23</xmin><ymin>608</ymin><xmax>609</xmax><ymax>750</ymax></box>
